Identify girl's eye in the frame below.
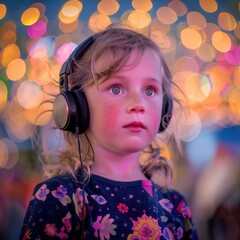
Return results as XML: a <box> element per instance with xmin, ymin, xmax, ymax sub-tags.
<box><xmin>145</xmin><ymin>87</ymin><xmax>155</xmax><ymax>96</ymax></box>
<box><xmin>109</xmin><ymin>85</ymin><xmax>122</xmax><ymax>95</ymax></box>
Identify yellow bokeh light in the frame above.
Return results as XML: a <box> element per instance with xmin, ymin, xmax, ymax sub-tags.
<box><xmin>59</xmin><ymin>0</ymin><xmax>82</xmax><ymax>24</ymax></box>
<box><xmin>3</xmin><ymin>98</ymin><xmax>34</xmax><ymax>142</ymax></box>
<box><xmin>59</xmin><ymin>20</ymin><xmax>79</xmax><ymax>33</ymax></box>
<box><xmin>212</xmin><ymin>31</ymin><xmax>231</xmax><ymax>52</ymax></box>
<box><xmin>21</xmin><ymin>7</ymin><xmax>40</xmax><ymax>26</ymax></box>
<box><xmin>205</xmin><ymin>22</ymin><xmax>221</xmax><ymax>42</ymax></box>
<box><xmin>0</xmin><ymin>81</ymin><xmax>8</xmax><ymax>112</ymax></box>
<box><xmin>187</xmin><ymin>11</ymin><xmax>206</xmax><ymax>30</ymax></box>
<box><xmin>156</xmin><ymin>6</ymin><xmax>177</xmax><ymax>25</ymax></box>
<box><xmin>233</xmin><ymin>66</ymin><xmax>240</xmax><ymax>89</ymax></box>
<box><xmin>0</xmin><ymin>140</ymin><xmax>8</xmax><ymax>169</ymax></box>
<box><xmin>199</xmin><ymin>0</ymin><xmax>218</xmax><ymax>13</ymax></box>
<box><xmin>6</xmin><ymin>58</ymin><xmax>26</xmax><ymax>81</ymax></box>
<box><xmin>196</xmin><ymin>42</ymin><xmax>216</xmax><ymax>62</ymax></box>
<box><xmin>218</xmin><ymin>12</ymin><xmax>237</xmax><ymax>31</ymax></box>
<box><xmin>127</xmin><ymin>10</ymin><xmax>152</xmax><ymax>29</ymax></box>
<box><xmin>229</xmin><ymin>89</ymin><xmax>240</xmax><ymax>116</ymax></box>
<box><xmin>185</xmin><ymin>73</ymin><xmax>211</xmax><ymax>102</ymax></box>
<box><xmin>168</xmin><ymin>0</ymin><xmax>187</xmax><ymax>17</ymax></box>
<box><xmin>0</xmin><ymin>138</ymin><xmax>19</xmax><ymax>169</ymax></box>
<box><xmin>1</xmin><ymin>43</ymin><xmax>20</xmax><ymax>66</ymax></box>
<box><xmin>89</xmin><ymin>12</ymin><xmax>111</xmax><ymax>32</ymax></box>
<box><xmin>0</xmin><ymin>4</ymin><xmax>7</xmax><ymax>20</ymax></box>
<box><xmin>1</xmin><ymin>30</ymin><xmax>17</xmax><ymax>46</ymax></box>
<box><xmin>17</xmin><ymin>80</ymin><xmax>43</xmax><ymax>109</ymax></box>
<box><xmin>180</xmin><ymin>28</ymin><xmax>202</xmax><ymax>49</ymax></box>
<box><xmin>98</xmin><ymin>0</ymin><xmax>120</xmax><ymax>16</ymax></box>
<box><xmin>234</xmin><ymin>21</ymin><xmax>240</xmax><ymax>40</ymax></box>
<box><xmin>132</xmin><ymin>0</ymin><xmax>153</xmax><ymax>12</ymax></box>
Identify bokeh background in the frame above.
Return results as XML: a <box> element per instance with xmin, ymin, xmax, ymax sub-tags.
<box><xmin>0</xmin><ymin>0</ymin><xmax>239</xmax><ymax>239</ymax></box>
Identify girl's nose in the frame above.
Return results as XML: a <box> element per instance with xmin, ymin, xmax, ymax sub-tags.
<box><xmin>126</xmin><ymin>93</ymin><xmax>145</xmax><ymax>113</ymax></box>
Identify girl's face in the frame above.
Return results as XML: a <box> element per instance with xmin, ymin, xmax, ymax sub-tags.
<box><xmin>85</xmin><ymin>49</ymin><xmax>164</xmax><ymax>156</ymax></box>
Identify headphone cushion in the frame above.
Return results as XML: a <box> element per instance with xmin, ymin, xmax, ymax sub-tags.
<box><xmin>53</xmin><ymin>90</ymin><xmax>89</xmax><ymax>133</ymax></box>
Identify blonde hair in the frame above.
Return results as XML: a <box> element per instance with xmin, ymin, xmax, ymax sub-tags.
<box><xmin>41</xmin><ymin>26</ymin><xmax>182</xmax><ymax>188</ymax></box>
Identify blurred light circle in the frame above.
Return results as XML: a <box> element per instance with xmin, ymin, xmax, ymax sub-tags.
<box><xmin>180</xmin><ymin>28</ymin><xmax>202</xmax><ymax>49</ymax></box>
<box><xmin>196</xmin><ymin>42</ymin><xmax>216</xmax><ymax>62</ymax></box>
<box><xmin>156</xmin><ymin>6</ymin><xmax>177</xmax><ymax>25</ymax></box>
<box><xmin>175</xmin><ymin>109</ymin><xmax>202</xmax><ymax>142</ymax></box>
<box><xmin>233</xmin><ymin>66</ymin><xmax>240</xmax><ymax>89</ymax></box>
<box><xmin>0</xmin><ymin>4</ymin><xmax>7</xmax><ymax>20</ymax></box>
<box><xmin>199</xmin><ymin>0</ymin><xmax>218</xmax><ymax>13</ymax></box>
<box><xmin>88</xmin><ymin>12</ymin><xmax>111</xmax><ymax>32</ymax></box>
<box><xmin>218</xmin><ymin>12</ymin><xmax>237</xmax><ymax>31</ymax></box>
<box><xmin>132</xmin><ymin>0</ymin><xmax>153</xmax><ymax>12</ymax></box>
<box><xmin>229</xmin><ymin>89</ymin><xmax>240</xmax><ymax>117</ymax></box>
<box><xmin>224</xmin><ymin>44</ymin><xmax>240</xmax><ymax>66</ymax></box>
<box><xmin>17</xmin><ymin>80</ymin><xmax>43</xmax><ymax>109</ymax></box>
<box><xmin>0</xmin><ymin>81</ymin><xmax>8</xmax><ymax>112</ymax></box>
<box><xmin>168</xmin><ymin>0</ymin><xmax>187</xmax><ymax>17</ymax></box>
<box><xmin>28</xmin><ymin>20</ymin><xmax>47</xmax><ymax>39</ymax></box>
<box><xmin>1</xmin><ymin>138</ymin><xmax>19</xmax><ymax>169</ymax></box>
<box><xmin>0</xmin><ymin>140</ymin><xmax>8</xmax><ymax>169</ymax></box>
<box><xmin>21</xmin><ymin>7</ymin><xmax>40</xmax><ymax>26</ymax></box>
<box><xmin>55</xmin><ymin>42</ymin><xmax>77</xmax><ymax>64</ymax></box>
<box><xmin>98</xmin><ymin>0</ymin><xmax>120</xmax><ymax>15</ymax></box>
<box><xmin>128</xmin><ymin>10</ymin><xmax>152</xmax><ymax>29</ymax></box>
<box><xmin>187</xmin><ymin>11</ymin><xmax>206</xmax><ymax>30</ymax></box>
<box><xmin>6</xmin><ymin>58</ymin><xmax>26</xmax><ymax>81</ymax></box>
<box><xmin>2</xmin><ymin>43</ymin><xmax>20</xmax><ymax>66</ymax></box>
<box><xmin>185</xmin><ymin>73</ymin><xmax>211</xmax><ymax>102</ymax></box>
<box><xmin>212</xmin><ymin>31</ymin><xmax>231</xmax><ymax>52</ymax></box>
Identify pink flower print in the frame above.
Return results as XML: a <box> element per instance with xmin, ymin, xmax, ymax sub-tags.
<box><xmin>44</xmin><ymin>223</ymin><xmax>57</xmax><ymax>237</ymax></box>
<box><xmin>51</xmin><ymin>185</ymin><xmax>71</xmax><ymax>206</ymax></box>
<box><xmin>163</xmin><ymin>227</ymin><xmax>174</xmax><ymax>240</ymax></box>
<box><xmin>62</xmin><ymin>212</ymin><xmax>72</xmax><ymax>232</ymax></box>
<box><xmin>127</xmin><ymin>213</ymin><xmax>161</xmax><ymax>240</ymax></box>
<box><xmin>117</xmin><ymin>203</ymin><xmax>129</xmax><ymax>213</ymax></box>
<box><xmin>93</xmin><ymin>214</ymin><xmax>117</xmax><ymax>240</ymax></box>
<box><xmin>159</xmin><ymin>199</ymin><xmax>173</xmax><ymax>213</ymax></box>
<box><xmin>35</xmin><ymin>184</ymin><xmax>50</xmax><ymax>201</ymax></box>
<box><xmin>176</xmin><ymin>227</ymin><xmax>184</xmax><ymax>239</ymax></box>
<box><xmin>176</xmin><ymin>201</ymin><xmax>191</xmax><ymax>219</ymax></box>
<box><xmin>44</xmin><ymin>224</ymin><xmax>69</xmax><ymax>239</ymax></box>
<box><xmin>56</xmin><ymin>227</ymin><xmax>69</xmax><ymax>239</ymax></box>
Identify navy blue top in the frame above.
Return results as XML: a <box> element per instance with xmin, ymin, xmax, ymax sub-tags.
<box><xmin>20</xmin><ymin>171</ymin><xmax>198</xmax><ymax>239</ymax></box>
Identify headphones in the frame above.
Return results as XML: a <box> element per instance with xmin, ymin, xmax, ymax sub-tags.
<box><xmin>53</xmin><ymin>35</ymin><xmax>173</xmax><ymax>134</ymax></box>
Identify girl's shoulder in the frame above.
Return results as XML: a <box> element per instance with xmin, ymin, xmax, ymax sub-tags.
<box><xmin>32</xmin><ymin>172</ymin><xmax>83</xmax><ymax>198</ymax></box>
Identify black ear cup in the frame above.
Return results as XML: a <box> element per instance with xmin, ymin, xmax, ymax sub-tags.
<box><xmin>52</xmin><ymin>90</ymin><xmax>89</xmax><ymax>134</ymax></box>
<box><xmin>159</xmin><ymin>94</ymin><xmax>173</xmax><ymax>132</ymax></box>
<box><xmin>52</xmin><ymin>36</ymin><xmax>94</xmax><ymax>133</ymax></box>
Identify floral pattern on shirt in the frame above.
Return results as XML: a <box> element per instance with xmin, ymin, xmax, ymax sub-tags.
<box><xmin>20</xmin><ymin>173</ymin><xmax>199</xmax><ymax>239</ymax></box>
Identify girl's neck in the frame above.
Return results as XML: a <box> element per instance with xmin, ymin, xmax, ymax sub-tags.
<box><xmin>90</xmin><ymin>151</ymin><xmax>147</xmax><ymax>182</ymax></box>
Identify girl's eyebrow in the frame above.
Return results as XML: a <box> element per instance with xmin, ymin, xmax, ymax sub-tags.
<box><xmin>109</xmin><ymin>74</ymin><xmax>162</xmax><ymax>84</ymax></box>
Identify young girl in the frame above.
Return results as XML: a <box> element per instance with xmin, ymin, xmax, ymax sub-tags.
<box><xmin>20</xmin><ymin>27</ymin><xmax>198</xmax><ymax>239</ymax></box>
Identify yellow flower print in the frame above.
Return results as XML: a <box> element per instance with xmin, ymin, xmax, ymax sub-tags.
<box><xmin>127</xmin><ymin>213</ymin><xmax>161</xmax><ymax>240</ymax></box>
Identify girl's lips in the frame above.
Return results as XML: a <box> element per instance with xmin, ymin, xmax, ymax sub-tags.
<box><xmin>124</xmin><ymin>121</ymin><xmax>145</xmax><ymax>129</ymax></box>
